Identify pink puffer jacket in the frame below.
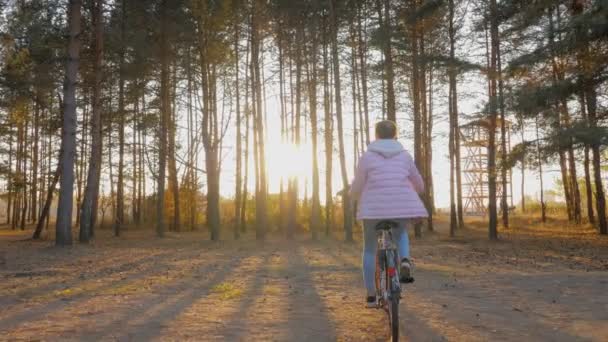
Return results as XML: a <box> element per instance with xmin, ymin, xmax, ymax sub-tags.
<box><xmin>351</xmin><ymin>139</ymin><xmax>428</xmax><ymax>220</ymax></box>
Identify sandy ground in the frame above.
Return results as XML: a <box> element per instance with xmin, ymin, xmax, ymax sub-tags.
<box><xmin>0</xmin><ymin>217</ymin><xmax>607</xmax><ymax>341</ymax></box>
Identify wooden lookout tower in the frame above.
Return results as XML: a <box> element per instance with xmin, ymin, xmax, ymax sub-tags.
<box><xmin>460</xmin><ymin>118</ymin><xmax>513</xmax><ymax>215</ymax></box>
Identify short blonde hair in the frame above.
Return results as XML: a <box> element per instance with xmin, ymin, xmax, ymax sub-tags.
<box><xmin>375</xmin><ymin>120</ymin><xmax>397</xmax><ymax>139</ymax></box>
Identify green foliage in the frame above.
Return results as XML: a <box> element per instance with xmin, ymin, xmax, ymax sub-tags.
<box><xmin>404</xmin><ymin>0</ymin><xmax>444</xmax><ymax>25</ymax></box>
<box><xmin>511</xmin><ymin>78</ymin><xmax>579</xmax><ymax>117</ymax></box>
<box><xmin>546</xmin><ymin>121</ymin><xmax>608</xmax><ymax>150</ymax></box>
<box><xmin>504</xmin><ymin>141</ymin><xmax>532</xmax><ymax>169</ymax></box>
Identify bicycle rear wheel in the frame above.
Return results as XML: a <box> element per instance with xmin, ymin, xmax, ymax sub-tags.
<box><xmin>388</xmin><ymin>296</ymin><xmax>399</xmax><ymax>341</ymax></box>
<box><xmin>385</xmin><ymin>249</ymin><xmax>400</xmax><ymax>341</ymax></box>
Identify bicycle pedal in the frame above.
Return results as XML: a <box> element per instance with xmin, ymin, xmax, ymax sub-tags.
<box><xmin>400</xmin><ymin>276</ymin><xmax>415</xmax><ymax>284</ymax></box>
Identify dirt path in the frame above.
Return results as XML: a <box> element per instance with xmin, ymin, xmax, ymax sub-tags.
<box><xmin>1</xmin><ymin>220</ymin><xmax>607</xmax><ymax>341</ymax></box>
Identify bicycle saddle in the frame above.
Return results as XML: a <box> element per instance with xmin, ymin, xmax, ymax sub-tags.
<box><xmin>375</xmin><ymin>220</ymin><xmax>398</xmax><ymax>231</ymax></box>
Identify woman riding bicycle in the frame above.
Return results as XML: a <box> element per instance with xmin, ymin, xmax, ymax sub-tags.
<box><xmin>350</xmin><ymin>120</ymin><xmax>428</xmax><ymax>308</ymax></box>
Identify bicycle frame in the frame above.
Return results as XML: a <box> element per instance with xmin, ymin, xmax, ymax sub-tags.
<box><xmin>374</xmin><ymin>224</ymin><xmax>402</xmax><ymax>342</ymax></box>
<box><xmin>375</xmin><ymin>229</ymin><xmax>401</xmax><ymax>305</ymax></box>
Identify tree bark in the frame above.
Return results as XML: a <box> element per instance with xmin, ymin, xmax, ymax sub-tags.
<box><xmin>448</xmin><ymin>0</ymin><xmax>457</xmax><ymax>235</ymax></box>
<box><xmin>584</xmin><ymin>83</ymin><xmax>606</xmax><ymax>234</ymax></box>
<box><xmin>234</xmin><ymin>21</ymin><xmax>242</xmax><ymax>240</ymax></box>
<box><xmin>251</xmin><ymin>0</ymin><xmax>268</xmax><ymax>240</ymax></box>
<box><xmin>6</xmin><ymin>129</ymin><xmax>13</xmax><ymax>225</ymax></box>
<box><xmin>308</xmin><ymin>21</ymin><xmax>321</xmax><ymax>240</ymax></box>
<box><xmin>519</xmin><ymin>117</ymin><xmax>526</xmax><ymax>213</ymax></box>
<box><xmin>34</xmin><ymin>164</ymin><xmax>60</xmax><ymax>240</ymax></box>
<box><xmin>115</xmin><ymin>0</ymin><xmax>126</xmax><ymax>236</ymax></box>
<box><xmin>330</xmin><ymin>0</ymin><xmax>353</xmax><ymax>242</ymax></box>
<box><xmin>30</xmin><ymin>91</ymin><xmax>40</xmax><ymax>223</ymax></box>
<box><xmin>356</xmin><ymin>2</ymin><xmax>370</xmax><ymax>145</ymax></box>
<box><xmin>411</xmin><ymin>13</ymin><xmax>422</xmax><ymax>238</ymax></box>
<box><xmin>535</xmin><ymin>118</ymin><xmax>546</xmax><ymax>223</ymax></box>
<box><xmin>487</xmin><ymin>0</ymin><xmax>499</xmax><ymax>240</ymax></box>
<box><xmin>580</xmin><ymin>95</ymin><xmax>594</xmax><ymax>223</ymax></box>
<box><xmin>497</xmin><ymin>33</ymin><xmax>509</xmax><ymax>228</ymax></box>
<box><xmin>322</xmin><ymin>15</ymin><xmax>334</xmax><ymax>237</ymax></box>
<box><xmin>168</xmin><ymin>61</ymin><xmax>180</xmax><ymax>232</ymax></box>
<box><xmin>55</xmin><ymin>0</ymin><xmax>82</xmax><ymax>246</ymax></box>
<box><xmin>376</xmin><ymin>0</ymin><xmax>395</xmax><ymax>122</ymax></box>
<box><xmin>79</xmin><ymin>0</ymin><xmax>104</xmax><ymax>243</ymax></box>
<box><xmin>157</xmin><ymin>0</ymin><xmax>169</xmax><ymax>238</ymax></box>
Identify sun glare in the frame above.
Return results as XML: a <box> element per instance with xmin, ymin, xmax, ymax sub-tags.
<box><xmin>267</xmin><ymin>140</ymin><xmax>313</xmax><ymax>185</ymax></box>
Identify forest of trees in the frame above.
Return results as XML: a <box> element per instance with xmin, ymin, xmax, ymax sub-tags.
<box><xmin>0</xmin><ymin>0</ymin><xmax>606</xmax><ymax>246</ymax></box>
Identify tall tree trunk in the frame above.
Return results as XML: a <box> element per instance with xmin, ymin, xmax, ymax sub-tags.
<box><xmin>30</xmin><ymin>91</ymin><xmax>40</xmax><ymax>223</ymax></box>
<box><xmin>356</xmin><ymin>2</ymin><xmax>370</xmax><ymax>145</ymax></box>
<box><xmin>139</xmin><ymin>91</ymin><xmax>146</xmax><ymax>226</ymax></box>
<box><xmin>497</xmin><ymin>34</ymin><xmax>509</xmax><ymax>228</ymax></box>
<box><xmin>6</xmin><ymin>129</ymin><xmax>13</xmax><ymax>225</ymax></box>
<box><xmin>448</xmin><ymin>77</ymin><xmax>456</xmax><ymax>238</ymax></box>
<box><xmin>115</xmin><ymin>0</ymin><xmax>126</xmax><ymax>236</ymax></box>
<box><xmin>421</xmin><ymin>38</ymin><xmax>434</xmax><ymax>231</ymax></box>
<box><xmin>79</xmin><ymin>0</ymin><xmax>104</xmax><ymax>243</ymax></box>
<box><xmin>448</xmin><ymin>0</ymin><xmax>457</xmax><ymax>236</ymax></box>
<box><xmin>559</xmin><ymin>151</ymin><xmax>573</xmax><ymax>220</ymax></box>
<box><xmin>132</xmin><ymin>95</ymin><xmax>138</xmax><ymax>223</ymax></box>
<box><xmin>76</xmin><ymin>94</ymin><xmax>87</xmax><ymax>226</ymax></box>
<box><xmin>565</xmin><ymin>127</ymin><xmax>581</xmax><ymax>224</ymax></box>
<box><xmin>195</xmin><ymin>9</ymin><xmax>221</xmax><ymax>240</ymax></box>
<box><xmin>487</xmin><ymin>0</ymin><xmax>499</xmax><ymax>240</ymax></box>
<box><xmin>157</xmin><ymin>0</ymin><xmax>169</xmax><ymax>238</ymax></box>
<box><xmin>587</xmin><ymin>89</ymin><xmax>607</xmax><ymax>234</ymax></box>
<box><xmin>330</xmin><ymin>0</ymin><xmax>353</xmax><ymax>242</ymax></box>
<box><xmin>535</xmin><ymin>118</ymin><xmax>546</xmax><ymax>223</ymax></box>
<box><xmin>240</xmin><ymin>36</ymin><xmax>251</xmax><ymax>234</ymax></box>
<box><xmin>448</xmin><ymin>0</ymin><xmax>464</xmax><ymax>228</ymax></box>
<box><xmin>252</xmin><ymin>2</ymin><xmax>268</xmax><ymax>240</ymax></box>
<box><xmin>186</xmin><ymin>48</ymin><xmax>195</xmax><ymax>231</ymax></box>
<box><xmin>323</xmin><ymin>15</ymin><xmax>334</xmax><ymax>237</ymax></box>
<box><xmin>287</xmin><ymin>25</ymin><xmax>303</xmax><ymax>240</ymax></box>
<box><xmin>583</xmin><ymin>139</ymin><xmax>594</xmax><ymax>223</ymax></box>
<box><xmin>20</xmin><ymin>119</ymin><xmax>28</xmax><ymax>231</ymax></box>
<box><xmin>277</xmin><ymin>29</ymin><xmax>287</xmax><ymax>234</ymax></box>
<box><xmin>308</xmin><ymin>23</ymin><xmax>321</xmax><ymax>240</ymax></box>
<box><xmin>350</xmin><ymin>22</ymin><xmax>359</xmax><ymax>172</ymax></box>
<box><xmin>580</xmin><ymin>94</ymin><xmax>594</xmax><ymax>223</ymax></box>
<box><xmin>45</xmin><ymin>100</ymin><xmax>54</xmax><ymax>231</ymax></box>
<box><xmin>234</xmin><ymin>22</ymin><xmax>242</xmax><ymax>240</ymax></box>
<box><xmin>168</xmin><ymin>62</ymin><xmax>180</xmax><ymax>232</ymax></box>
<box><xmin>519</xmin><ymin>117</ymin><xmax>526</xmax><ymax>212</ymax></box>
<box><xmin>55</xmin><ymin>0</ymin><xmax>82</xmax><ymax>246</ymax></box>
<box><xmin>411</xmin><ymin>15</ymin><xmax>422</xmax><ymax>238</ymax></box>
<box><xmin>376</xmin><ymin>0</ymin><xmax>395</xmax><ymax>121</ymax></box>
<box><xmin>13</xmin><ymin>122</ymin><xmax>22</xmax><ymax>231</ymax></box>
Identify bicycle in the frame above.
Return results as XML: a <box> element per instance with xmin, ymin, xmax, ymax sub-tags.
<box><xmin>372</xmin><ymin>220</ymin><xmax>414</xmax><ymax>342</ymax></box>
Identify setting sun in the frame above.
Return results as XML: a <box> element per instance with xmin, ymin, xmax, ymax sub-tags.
<box><xmin>267</xmin><ymin>140</ymin><xmax>314</xmax><ymax>187</ymax></box>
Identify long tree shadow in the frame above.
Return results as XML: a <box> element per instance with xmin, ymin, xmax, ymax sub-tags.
<box><xmin>211</xmin><ymin>250</ymin><xmax>281</xmax><ymax>340</ymax></box>
<box><xmin>0</xmin><ymin>246</ymin><xmax>217</xmax><ymax>335</ymax></box>
<box><xmin>285</xmin><ymin>243</ymin><xmax>338</xmax><ymax>340</ymax></box>
<box><xmin>210</xmin><ymin>242</ymin><xmax>339</xmax><ymax>341</ymax></box>
<box><xmin>80</xmin><ymin>248</ymin><xmax>272</xmax><ymax>341</ymax></box>
<box><xmin>1</xmin><ymin>249</ymin><xmax>175</xmax><ymax>301</ymax></box>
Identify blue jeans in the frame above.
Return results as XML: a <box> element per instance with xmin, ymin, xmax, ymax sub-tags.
<box><xmin>362</xmin><ymin>219</ymin><xmax>410</xmax><ymax>296</ymax></box>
